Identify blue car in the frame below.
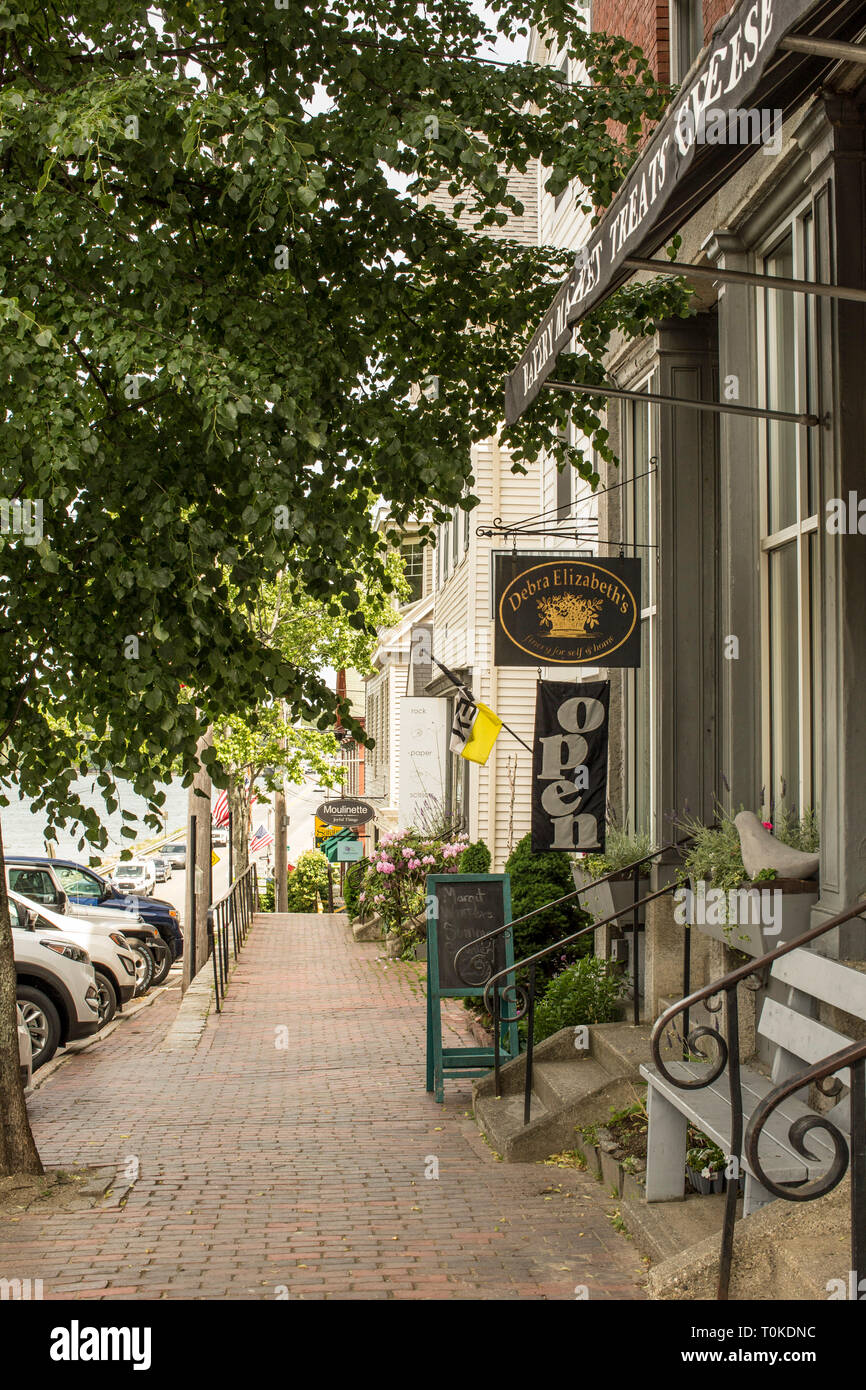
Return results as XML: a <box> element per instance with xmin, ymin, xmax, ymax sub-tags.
<box><xmin>5</xmin><ymin>857</ymin><xmax>184</xmax><ymax>960</ymax></box>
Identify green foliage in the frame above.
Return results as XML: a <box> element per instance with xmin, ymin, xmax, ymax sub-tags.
<box><xmin>505</xmin><ymin>834</ymin><xmax>592</xmax><ymax>985</ymax></box>
<box><xmin>533</xmin><ymin>957</ymin><xmax>623</xmax><ymax>1044</ymax></box>
<box><xmin>580</xmin><ymin>826</ymin><xmax>653</xmax><ymax>879</ymax></box>
<box><xmin>285</xmin><ymin>849</ymin><xmax>331</xmax><ymax>912</ymax></box>
<box><xmin>459</xmin><ymin>840</ymin><xmax>491</xmax><ymax>875</ymax></box>
<box><xmin>771</xmin><ymin>806</ymin><xmax>820</xmax><ymax>853</ymax></box>
<box><xmin>677</xmin><ymin>806</ymin><xmax>751</xmax><ymax>893</ymax></box>
<box><xmin>342</xmin><ymin>860</ymin><xmax>365</xmax><ymax>918</ymax></box>
<box><xmin>686</xmin><ymin>1127</ymin><xmax>726</xmax><ymax>1174</ymax></box>
<box><xmin>259</xmin><ymin>877</ymin><xmax>275</xmax><ymax>913</ymax></box>
<box><xmin>361</xmin><ymin>828</ymin><xmax>468</xmax><ymax>936</ymax></box>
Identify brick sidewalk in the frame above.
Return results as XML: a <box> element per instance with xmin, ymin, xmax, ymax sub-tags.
<box><xmin>0</xmin><ymin>913</ymin><xmax>647</xmax><ymax>1300</ymax></box>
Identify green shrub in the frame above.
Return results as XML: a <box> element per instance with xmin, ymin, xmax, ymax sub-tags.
<box><xmin>342</xmin><ymin>860</ymin><xmax>365</xmax><ymax>917</ymax></box>
<box><xmin>504</xmin><ymin>833</ymin><xmax>592</xmax><ymax>986</ymax></box>
<box><xmin>459</xmin><ymin>839</ymin><xmax>491</xmax><ymax>874</ymax></box>
<box><xmin>259</xmin><ymin>877</ymin><xmax>275</xmax><ymax>912</ymax></box>
<box><xmin>285</xmin><ymin>848</ymin><xmax>331</xmax><ymax>912</ymax></box>
<box><xmin>581</xmin><ymin>826</ymin><xmax>653</xmax><ymax>879</ymax></box>
<box><xmin>533</xmin><ymin>957</ymin><xmax>623</xmax><ymax>1043</ymax></box>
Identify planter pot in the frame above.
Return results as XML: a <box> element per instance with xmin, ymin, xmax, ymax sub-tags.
<box><xmin>572</xmin><ymin>866</ymin><xmax>647</xmax><ymax>928</ymax></box>
<box><xmin>687</xmin><ymin>1165</ymin><xmax>725</xmax><ymax>1195</ymax></box>
<box><xmin>691</xmin><ymin>878</ymin><xmax>819</xmax><ymax>958</ymax></box>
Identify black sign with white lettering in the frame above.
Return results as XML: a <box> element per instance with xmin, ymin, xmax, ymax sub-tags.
<box><xmin>315</xmin><ymin>799</ymin><xmax>375</xmax><ymax>826</ymax></box>
<box><xmin>532</xmin><ymin>681</ymin><xmax>609</xmax><ymax>854</ymax></box>
<box><xmin>504</xmin><ymin>0</ymin><xmax>856</xmax><ymax>422</ymax></box>
<box><xmin>494</xmin><ymin>552</ymin><xmax>640</xmax><ymax>667</ymax></box>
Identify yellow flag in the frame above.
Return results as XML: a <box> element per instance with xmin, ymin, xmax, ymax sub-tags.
<box><xmin>460</xmin><ymin>702</ymin><xmax>502</xmax><ymax>765</ymax></box>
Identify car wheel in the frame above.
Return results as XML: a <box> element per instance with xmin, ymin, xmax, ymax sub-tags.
<box><xmin>148</xmin><ymin>943</ymin><xmax>172</xmax><ymax>987</ymax></box>
<box><xmin>131</xmin><ymin>945</ymin><xmax>154</xmax><ymax>994</ymax></box>
<box><xmin>17</xmin><ymin>986</ymin><xmax>61</xmax><ymax>1070</ymax></box>
<box><xmin>93</xmin><ymin>971</ymin><xmax>117</xmax><ymax>1028</ymax></box>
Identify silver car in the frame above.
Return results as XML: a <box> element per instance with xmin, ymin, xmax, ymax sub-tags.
<box><xmin>17</xmin><ymin>1003</ymin><xmax>33</xmax><ymax>1090</ymax></box>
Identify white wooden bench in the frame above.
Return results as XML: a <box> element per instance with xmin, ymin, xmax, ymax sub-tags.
<box><xmin>641</xmin><ymin>946</ymin><xmax>866</xmax><ymax>1215</ymax></box>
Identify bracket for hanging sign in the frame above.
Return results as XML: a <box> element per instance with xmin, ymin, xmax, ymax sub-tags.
<box><xmin>546</xmin><ymin>379</ymin><xmax>822</xmax><ymax>428</ymax></box>
<box><xmin>780</xmin><ymin>33</ymin><xmax>866</xmax><ymax>65</ymax></box>
<box><xmin>624</xmin><ymin>255</ymin><xmax>866</xmax><ymax>306</ymax></box>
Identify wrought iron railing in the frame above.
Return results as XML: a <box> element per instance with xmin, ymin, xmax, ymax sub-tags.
<box><xmin>651</xmin><ymin>897</ymin><xmax>866</xmax><ymax>1300</ymax></box>
<box><xmin>454</xmin><ymin>839</ymin><xmax>692</xmax><ymax>1126</ymax></box>
<box><xmin>206</xmin><ymin>863</ymin><xmax>259</xmax><ymax>1013</ymax></box>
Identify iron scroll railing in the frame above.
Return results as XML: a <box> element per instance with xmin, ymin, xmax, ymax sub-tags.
<box><xmin>206</xmin><ymin>863</ymin><xmax>259</xmax><ymax>1013</ymax></box>
<box><xmin>651</xmin><ymin>897</ymin><xmax>866</xmax><ymax>1301</ymax></box>
<box><xmin>454</xmin><ymin>839</ymin><xmax>693</xmax><ymax>1128</ymax></box>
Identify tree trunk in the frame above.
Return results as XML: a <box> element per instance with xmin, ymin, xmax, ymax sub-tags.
<box><xmin>0</xmin><ymin>815</ymin><xmax>44</xmax><ymax>1176</ymax></box>
<box><xmin>183</xmin><ymin>727</ymin><xmax>213</xmax><ymax>993</ymax></box>
<box><xmin>229</xmin><ymin>775</ymin><xmax>249</xmax><ymax>879</ymax></box>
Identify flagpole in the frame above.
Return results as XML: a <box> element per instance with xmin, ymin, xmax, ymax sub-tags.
<box><xmin>431</xmin><ymin>655</ymin><xmax>533</xmax><ymax>755</ymax></box>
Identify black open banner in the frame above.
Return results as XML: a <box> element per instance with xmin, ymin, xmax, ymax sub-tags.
<box><xmin>532</xmin><ymin>680</ymin><xmax>610</xmax><ymax>853</ymax></box>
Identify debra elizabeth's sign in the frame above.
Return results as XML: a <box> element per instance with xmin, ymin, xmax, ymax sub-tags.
<box><xmin>504</xmin><ymin>0</ymin><xmax>834</xmax><ymax>423</ymax></box>
<box><xmin>494</xmin><ymin>553</ymin><xmax>641</xmax><ymax>668</ymax></box>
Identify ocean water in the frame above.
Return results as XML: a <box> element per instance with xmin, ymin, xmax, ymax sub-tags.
<box><xmin>0</xmin><ymin>777</ymin><xmax>191</xmax><ymax>861</ymax></box>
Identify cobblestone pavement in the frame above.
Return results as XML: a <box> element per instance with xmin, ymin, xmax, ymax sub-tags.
<box><xmin>0</xmin><ymin>914</ymin><xmax>647</xmax><ymax>1300</ymax></box>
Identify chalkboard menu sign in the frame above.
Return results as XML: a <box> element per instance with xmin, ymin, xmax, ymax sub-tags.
<box><xmin>432</xmin><ymin>878</ymin><xmax>508</xmax><ymax>989</ymax></box>
<box><xmin>425</xmin><ymin>874</ymin><xmax>519</xmax><ymax>1103</ymax></box>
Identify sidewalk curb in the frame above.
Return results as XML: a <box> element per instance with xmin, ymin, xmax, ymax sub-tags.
<box><xmin>30</xmin><ymin>966</ymin><xmax>184</xmax><ymax>1091</ymax></box>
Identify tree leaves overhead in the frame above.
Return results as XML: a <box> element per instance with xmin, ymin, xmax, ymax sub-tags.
<box><xmin>0</xmin><ymin>0</ymin><xmax>689</xmax><ymax>838</ymax></box>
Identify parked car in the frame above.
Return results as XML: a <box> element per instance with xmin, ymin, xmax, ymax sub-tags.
<box><xmin>151</xmin><ymin>854</ymin><xmax>172</xmax><ymax>882</ymax></box>
<box><xmin>12</xmin><ymin>925</ymin><xmax>100</xmax><ymax>1069</ymax></box>
<box><xmin>8</xmin><ymin>890</ymin><xmax>138</xmax><ymax>1026</ymax></box>
<box><xmin>16</xmin><ymin>1003</ymin><xmax>33</xmax><ymax>1090</ymax></box>
<box><xmin>5</xmin><ymin>858</ymin><xmax>183</xmax><ymax>962</ymax></box>
<box><xmin>110</xmin><ymin>859</ymin><xmax>156</xmax><ymax>896</ymax></box>
<box><xmin>161</xmin><ymin>842</ymin><xmax>187</xmax><ymax>870</ymax></box>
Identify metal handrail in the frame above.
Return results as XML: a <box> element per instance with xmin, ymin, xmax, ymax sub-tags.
<box><xmin>651</xmin><ymin>892</ymin><xmax>866</xmax><ymax>1301</ymax></box>
<box><xmin>453</xmin><ymin>838</ymin><xmax>683</xmax><ymax>984</ymax></box>
<box><xmin>464</xmin><ymin>837</ymin><xmax>693</xmax><ymax>1129</ymax></box>
<box><xmin>206</xmin><ymin>862</ymin><xmax>259</xmax><ymax>1013</ymax></box>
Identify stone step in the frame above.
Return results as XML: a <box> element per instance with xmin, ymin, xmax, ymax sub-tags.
<box><xmin>588</xmin><ymin>1022</ymin><xmax>654</xmax><ymax>1079</ymax></box>
<box><xmin>474</xmin><ymin>1059</ymin><xmax>645</xmax><ymax>1163</ymax></box>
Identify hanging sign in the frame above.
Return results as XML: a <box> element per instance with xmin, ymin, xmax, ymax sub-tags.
<box><xmin>315</xmin><ymin>798</ymin><xmax>375</xmax><ymax>826</ymax></box>
<box><xmin>494</xmin><ymin>552</ymin><xmax>641</xmax><ymax>667</ymax></box>
<box><xmin>503</xmin><ymin>0</ymin><xmax>853</xmax><ymax>422</ymax></box>
<box><xmin>532</xmin><ymin>680</ymin><xmax>610</xmax><ymax>853</ymax></box>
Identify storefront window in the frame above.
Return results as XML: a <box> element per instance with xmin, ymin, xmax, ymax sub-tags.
<box><xmin>759</xmin><ymin>212</ymin><xmax>821</xmax><ymax>816</ymax></box>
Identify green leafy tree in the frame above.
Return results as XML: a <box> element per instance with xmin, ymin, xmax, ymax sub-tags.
<box><xmin>0</xmin><ymin>0</ymin><xmax>687</xmax><ymax>1175</ymax></box>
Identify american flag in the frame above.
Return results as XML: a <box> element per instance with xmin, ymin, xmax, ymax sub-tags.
<box><xmin>212</xmin><ymin>790</ymin><xmax>230</xmax><ymax>827</ymax></box>
<box><xmin>249</xmin><ymin>824</ymin><xmax>273</xmax><ymax>856</ymax></box>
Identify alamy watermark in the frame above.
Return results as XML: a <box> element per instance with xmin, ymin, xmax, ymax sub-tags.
<box><xmin>673</xmin><ymin>880</ymin><xmax>781</xmax><ymax>932</ymax></box>
<box><xmin>0</xmin><ymin>497</ymin><xmax>43</xmax><ymax>545</ymax></box>
<box><xmin>677</xmin><ymin>105</ymin><xmax>782</xmax><ymax>156</ymax></box>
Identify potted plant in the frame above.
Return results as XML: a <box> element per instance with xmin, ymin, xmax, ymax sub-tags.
<box><xmin>686</xmin><ymin>1131</ymin><xmax>727</xmax><ymax>1195</ymax></box>
<box><xmin>676</xmin><ymin>806</ymin><xmax>820</xmax><ymax>958</ymax></box>
<box><xmin>572</xmin><ymin>825</ymin><xmax>653</xmax><ymax>928</ymax></box>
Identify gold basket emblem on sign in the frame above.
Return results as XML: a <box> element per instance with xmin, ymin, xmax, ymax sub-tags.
<box><xmin>537</xmin><ymin>593</ymin><xmax>604</xmax><ymax>638</ymax></box>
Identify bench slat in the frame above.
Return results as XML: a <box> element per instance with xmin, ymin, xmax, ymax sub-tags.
<box><xmin>641</xmin><ymin>1061</ymin><xmax>834</xmax><ymax>1181</ymax></box>
<box><xmin>759</xmin><ymin>997</ymin><xmax>851</xmax><ymax>1073</ymax></box>
<box><xmin>771</xmin><ymin>948</ymin><xmax>866</xmax><ymax>1021</ymax></box>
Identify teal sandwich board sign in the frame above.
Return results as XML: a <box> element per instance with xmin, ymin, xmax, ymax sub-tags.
<box><xmin>425</xmin><ymin>874</ymin><xmax>519</xmax><ymax>1103</ymax></box>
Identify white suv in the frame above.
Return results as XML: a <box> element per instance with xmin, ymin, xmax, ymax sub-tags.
<box><xmin>9</xmin><ymin>890</ymin><xmax>138</xmax><ymax>1027</ymax></box>
<box><xmin>110</xmin><ymin>860</ymin><xmax>156</xmax><ymax>896</ymax></box>
<box><xmin>12</xmin><ymin>926</ymin><xmax>100</xmax><ymax>1069</ymax></box>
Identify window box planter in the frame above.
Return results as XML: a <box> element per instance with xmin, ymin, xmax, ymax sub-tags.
<box><xmin>692</xmin><ymin>878</ymin><xmax>819</xmax><ymax>958</ymax></box>
<box><xmin>572</xmin><ymin>865</ymin><xmax>646</xmax><ymax>928</ymax></box>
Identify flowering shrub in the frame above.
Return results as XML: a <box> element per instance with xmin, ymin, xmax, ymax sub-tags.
<box><xmin>361</xmin><ymin>826</ymin><xmax>470</xmax><ymax>937</ymax></box>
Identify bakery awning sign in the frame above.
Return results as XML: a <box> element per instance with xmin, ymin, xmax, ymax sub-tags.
<box><xmin>504</xmin><ymin>0</ymin><xmax>861</xmax><ymax>423</ymax></box>
<box><xmin>494</xmin><ymin>552</ymin><xmax>641</xmax><ymax>667</ymax></box>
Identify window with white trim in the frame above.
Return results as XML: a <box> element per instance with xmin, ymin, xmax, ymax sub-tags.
<box><xmin>757</xmin><ymin>208</ymin><xmax>821</xmax><ymax>818</ymax></box>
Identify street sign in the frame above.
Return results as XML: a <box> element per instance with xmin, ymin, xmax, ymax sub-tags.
<box><xmin>211</xmin><ymin>851</ymin><xmax>220</xmax><ymax>867</ymax></box>
<box><xmin>315</xmin><ymin>798</ymin><xmax>375</xmax><ymax>826</ymax></box>
<box><xmin>336</xmin><ymin>840</ymin><xmax>363</xmax><ymax>862</ymax></box>
<box><xmin>315</xmin><ymin>815</ymin><xmax>344</xmax><ymax>845</ymax></box>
